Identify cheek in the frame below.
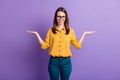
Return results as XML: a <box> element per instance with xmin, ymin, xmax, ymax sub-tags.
<box><xmin>57</xmin><ymin>19</ymin><xmax>65</xmax><ymax>22</ymax></box>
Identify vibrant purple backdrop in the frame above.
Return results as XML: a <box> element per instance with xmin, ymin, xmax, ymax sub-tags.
<box><xmin>0</xmin><ymin>0</ymin><xmax>120</xmax><ymax>80</ymax></box>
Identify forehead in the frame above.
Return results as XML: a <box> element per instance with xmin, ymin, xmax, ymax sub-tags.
<box><xmin>57</xmin><ymin>11</ymin><xmax>66</xmax><ymax>16</ymax></box>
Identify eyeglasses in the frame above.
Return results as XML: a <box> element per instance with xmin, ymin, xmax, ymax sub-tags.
<box><xmin>57</xmin><ymin>16</ymin><xmax>65</xmax><ymax>19</ymax></box>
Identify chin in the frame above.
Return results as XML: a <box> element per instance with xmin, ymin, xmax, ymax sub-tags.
<box><xmin>58</xmin><ymin>22</ymin><xmax>63</xmax><ymax>25</ymax></box>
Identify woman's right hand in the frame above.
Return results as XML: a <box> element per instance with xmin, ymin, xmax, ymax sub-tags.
<box><xmin>27</xmin><ymin>30</ymin><xmax>38</xmax><ymax>35</ymax></box>
<box><xmin>26</xmin><ymin>30</ymin><xmax>44</xmax><ymax>44</ymax></box>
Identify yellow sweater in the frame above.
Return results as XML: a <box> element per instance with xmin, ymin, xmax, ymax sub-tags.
<box><xmin>41</xmin><ymin>27</ymin><xmax>82</xmax><ymax>57</ymax></box>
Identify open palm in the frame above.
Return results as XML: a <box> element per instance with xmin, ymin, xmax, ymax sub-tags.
<box><xmin>84</xmin><ymin>31</ymin><xmax>95</xmax><ymax>35</ymax></box>
<box><xmin>27</xmin><ymin>30</ymin><xmax>38</xmax><ymax>35</ymax></box>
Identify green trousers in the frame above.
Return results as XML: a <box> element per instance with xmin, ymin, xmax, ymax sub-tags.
<box><xmin>48</xmin><ymin>56</ymin><xmax>72</xmax><ymax>80</ymax></box>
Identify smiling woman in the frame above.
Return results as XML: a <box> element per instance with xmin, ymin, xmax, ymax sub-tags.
<box><xmin>27</xmin><ymin>7</ymin><xmax>95</xmax><ymax>80</ymax></box>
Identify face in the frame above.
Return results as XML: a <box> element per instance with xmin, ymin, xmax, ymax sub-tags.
<box><xmin>56</xmin><ymin>11</ymin><xmax>66</xmax><ymax>25</ymax></box>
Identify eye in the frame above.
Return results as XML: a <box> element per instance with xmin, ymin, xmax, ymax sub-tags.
<box><xmin>57</xmin><ymin>16</ymin><xmax>65</xmax><ymax>19</ymax></box>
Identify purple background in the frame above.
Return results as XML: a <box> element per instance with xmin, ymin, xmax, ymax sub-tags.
<box><xmin>0</xmin><ymin>0</ymin><xmax>120</xmax><ymax>80</ymax></box>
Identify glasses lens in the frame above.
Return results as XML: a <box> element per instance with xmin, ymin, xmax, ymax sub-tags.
<box><xmin>57</xmin><ymin>16</ymin><xmax>65</xmax><ymax>19</ymax></box>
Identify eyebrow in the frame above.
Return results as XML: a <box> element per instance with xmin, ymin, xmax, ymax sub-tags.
<box><xmin>57</xmin><ymin>16</ymin><xmax>65</xmax><ymax>17</ymax></box>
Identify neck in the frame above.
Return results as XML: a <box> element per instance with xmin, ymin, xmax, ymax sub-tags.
<box><xmin>57</xmin><ymin>24</ymin><xmax>64</xmax><ymax>30</ymax></box>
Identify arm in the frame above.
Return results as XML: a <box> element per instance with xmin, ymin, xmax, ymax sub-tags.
<box><xmin>79</xmin><ymin>31</ymin><xmax>95</xmax><ymax>44</ymax></box>
<box><xmin>27</xmin><ymin>30</ymin><xmax>43</xmax><ymax>45</ymax></box>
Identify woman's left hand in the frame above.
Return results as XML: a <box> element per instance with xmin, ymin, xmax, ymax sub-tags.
<box><xmin>84</xmin><ymin>31</ymin><xmax>95</xmax><ymax>35</ymax></box>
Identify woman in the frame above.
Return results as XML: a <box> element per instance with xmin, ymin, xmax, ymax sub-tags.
<box><xmin>27</xmin><ymin>7</ymin><xmax>95</xmax><ymax>80</ymax></box>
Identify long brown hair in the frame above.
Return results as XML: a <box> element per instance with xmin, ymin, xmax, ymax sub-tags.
<box><xmin>52</xmin><ymin>7</ymin><xmax>70</xmax><ymax>34</ymax></box>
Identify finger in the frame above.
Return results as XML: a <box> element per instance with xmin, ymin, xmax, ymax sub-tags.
<box><xmin>92</xmin><ymin>31</ymin><xmax>95</xmax><ymax>32</ymax></box>
<box><xmin>27</xmin><ymin>30</ymin><xmax>34</xmax><ymax>33</ymax></box>
<box><xmin>26</xmin><ymin>30</ymin><xmax>31</xmax><ymax>33</ymax></box>
<box><xmin>91</xmin><ymin>31</ymin><xmax>95</xmax><ymax>33</ymax></box>
<box><xmin>89</xmin><ymin>31</ymin><xmax>95</xmax><ymax>34</ymax></box>
<box><xmin>89</xmin><ymin>31</ymin><xmax>95</xmax><ymax>33</ymax></box>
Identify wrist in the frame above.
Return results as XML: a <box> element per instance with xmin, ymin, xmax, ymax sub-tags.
<box><xmin>83</xmin><ymin>32</ymin><xmax>86</xmax><ymax>36</ymax></box>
